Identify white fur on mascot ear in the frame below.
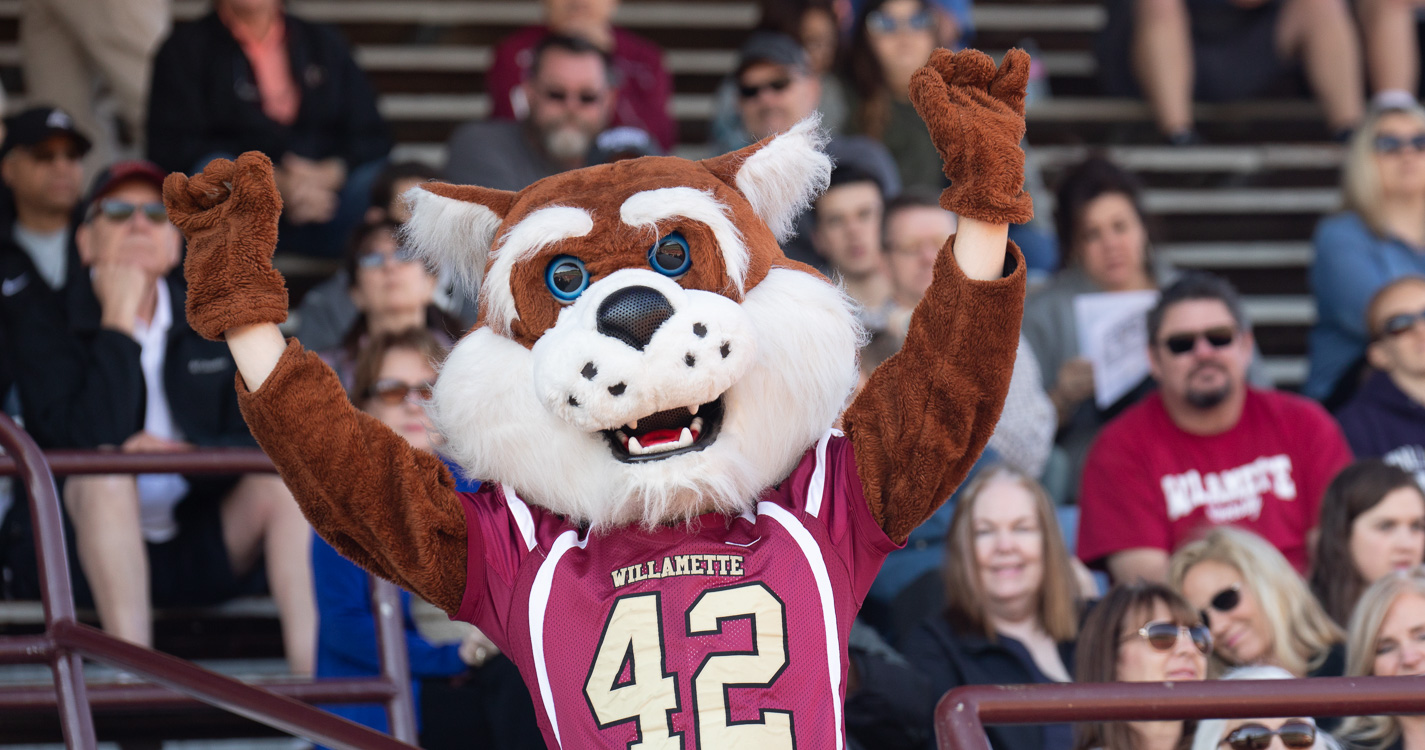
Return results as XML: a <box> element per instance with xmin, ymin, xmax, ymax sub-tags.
<box><xmin>397</xmin><ymin>114</ymin><xmax>831</xmax><ymax>301</ymax></box>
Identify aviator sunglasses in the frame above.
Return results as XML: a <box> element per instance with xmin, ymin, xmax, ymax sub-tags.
<box><xmin>1160</xmin><ymin>326</ymin><xmax>1236</xmax><ymax>355</ymax></box>
<box><xmin>88</xmin><ymin>198</ymin><xmax>167</xmax><ymax>224</ymax></box>
<box><xmin>1376</xmin><ymin>308</ymin><xmax>1425</xmax><ymax>340</ymax></box>
<box><xmin>367</xmin><ymin>379</ymin><xmax>434</xmax><ymax>406</ymax></box>
<box><xmin>1198</xmin><ymin>582</ymin><xmax>1242</xmax><ymax>629</ymax></box>
<box><xmin>1125</xmin><ymin>621</ymin><xmax>1213</xmax><ymax>654</ymax></box>
<box><xmin>1220</xmin><ymin>721</ymin><xmax>1316</xmax><ymax>750</ymax></box>
<box><xmin>1374</xmin><ymin>133</ymin><xmax>1425</xmax><ymax>155</ymax></box>
<box><xmin>866</xmin><ymin>8</ymin><xmax>935</xmax><ymax>33</ymax></box>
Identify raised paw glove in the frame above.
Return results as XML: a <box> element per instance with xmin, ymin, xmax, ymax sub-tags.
<box><xmin>163</xmin><ymin>151</ymin><xmax>288</xmax><ymax>341</ymax></box>
<box><xmin>909</xmin><ymin>48</ymin><xmax>1034</xmax><ymax>225</ymax></box>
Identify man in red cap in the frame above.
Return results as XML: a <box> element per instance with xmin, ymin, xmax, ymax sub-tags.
<box><xmin>0</xmin><ymin>160</ymin><xmax>316</xmax><ymax>674</ymax></box>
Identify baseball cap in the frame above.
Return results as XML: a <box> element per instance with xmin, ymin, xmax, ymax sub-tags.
<box><xmin>0</xmin><ymin>107</ymin><xmax>92</xmax><ymax>159</ymax></box>
<box><xmin>589</xmin><ymin>126</ymin><xmax>663</xmax><ymax>164</ymax></box>
<box><xmin>82</xmin><ymin>160</ymin><xmax>169</xmax><ymax>219</ymax></box>
<box><xmin>735</xmin><ymin>31</ymin><xmax>810</xmax><ymax>78</ymax></box>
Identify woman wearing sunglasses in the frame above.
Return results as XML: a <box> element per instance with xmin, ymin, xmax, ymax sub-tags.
<box><xmin>1190</xmin><ymin>666</ymin><xmax>1339</xmax><ymax>750</ymax></box>
<box><xmin>1338</xmin><ymin>568</ymin><xmax>1425</xmax><ymax>750</ymax></box>
<box><xmin>900</xmin><ymin>465</ymin><xmax>1084</xmax><ymax>750</ymax></box>
<box><xmin>1073</xmin><ymin>583</ymin><xmax>1210</xmax><ymax>750</ymax></box>
<box><xmin>1171</xmin><ymin>528</ymin><xmax>1345</xmax><ymax>679</ymax></box>
<box><xmin>1307</xmin><ymin>104</ymin><xmax>1425</xmax><ymax>404</ymax></box>
<box><xmin>1310</xmin><ymin>461</ymin><xmax>1425</xmax><ymax>627</ymax></box>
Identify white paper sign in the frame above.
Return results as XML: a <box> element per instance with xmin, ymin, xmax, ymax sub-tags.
<box><xmin>1074</xmin><ymin>290</ymin><xmax>1160</xmax><ymax>409</ymax></box>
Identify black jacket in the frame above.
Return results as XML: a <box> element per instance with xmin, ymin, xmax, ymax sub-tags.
<box><xmin>147</xmin><ymin>11</ymin><xmax>391</xmax><ymax>174</ymax></box>
<box><xmin>0</xmin><ymin>244</ymin><xmax>253</xmax><ymax>450</ymax></box>
<box><xmin>901</xmin><ymin>614</ymin><xmax>1077</xmax><ymax>750</ymax></box>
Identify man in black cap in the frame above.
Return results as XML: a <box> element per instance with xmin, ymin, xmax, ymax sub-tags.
<box><xmin>0</xmin><ymin>159</ymin><xmax>316</xmax><ymax>674</ymax></box>
<box><xmin>0</xmin><ymin>106</ymin><xmax>90</xmax><ymax>294</ymax></box>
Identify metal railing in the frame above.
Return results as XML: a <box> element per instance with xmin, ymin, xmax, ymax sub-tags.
<box><xmin>0</xmin><ymin>412</ymin><xmax>418</xmax><ymax>749</ymax></box>
<box><xmin>935</xmin><ymin>671</ymin><xmax>1425</xmax><ymax>749</ymax></box>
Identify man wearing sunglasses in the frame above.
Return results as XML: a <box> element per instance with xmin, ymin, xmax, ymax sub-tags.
<box><xmin>0</xmin><ymin>160</ymin><xmax>316</xmax><ymax>674</ymax></box>
<box><xmin>1338</xmin><ymin>275</ymin><xmax>1425</xmax><ymax>485</ymax></box>
<box><xmin>0</xmin><ymin>107</ymin><xmax>90</xmax><ymax>296</ymax></box>
<box><xmin>1078</xmin><ymin>273</ymin><xmax>1353</xmax><ymax>584</ymax></box>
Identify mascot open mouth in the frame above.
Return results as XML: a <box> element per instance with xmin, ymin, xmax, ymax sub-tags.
<box><xmin>601</xmin><ymin>397</ymin><xmax>725</xmax><ymax>463</ymax></box>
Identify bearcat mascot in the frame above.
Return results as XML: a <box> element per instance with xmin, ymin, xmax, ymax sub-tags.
<box><xmin>163</xmin><ymin>49</ymin><xmax>1033</xmax><ymax>749</ymax></box>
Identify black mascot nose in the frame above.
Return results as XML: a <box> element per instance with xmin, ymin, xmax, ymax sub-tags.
<box><xmin>597</xmin><ymin>286</ymin><xmax>675</xmax><ymax>351</ymax></box>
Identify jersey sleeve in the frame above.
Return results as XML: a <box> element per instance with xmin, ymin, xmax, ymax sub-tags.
<box><xmin>453</xmin><ymin>486</ymin><xmax>542</xmax><ymax>644</ymax></box>
<box><xmin>1077</xmin><ymin>423</ymin><xmax>1170</xmax><ymax>566</ymax></box>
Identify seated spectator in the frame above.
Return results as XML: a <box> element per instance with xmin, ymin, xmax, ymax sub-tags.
<box><xmin>0</xmin><ymin>107</ymin><xmax>89</xmax><ymax>292</ymax></box>
<box><xmin>1355</xmin><ymin>0</ymin><xmax>1425</xmax><ymax>109</ymax></box>
<box><xmin>845</xmin><ymin>0</ymin><xmax>944</xmax><ymax>194</ymax></box>
<box><xmin>292</xmin><ymin>161</ymin><xmax>445</xmax><ymax>352</ymax></box>
<box><xmin>1336</xmin><ymin>276</ymin><xmax>1425</xmax><ymax>480</ymax></box>
<box><xmin>315</xmin><ymin>328</ymin><xmax>543</xmax><ymax>748</ymax></box>
<box><xmin>754</xmin><ymin>0</ymin><xmax>851</xmax><ymax>134</ymax></box>
<box><xmin>1073</xmin><ymin>583</ymin><xmax>1209</xmax><ymax>750</ymax></box>
<box><xmin>1170</xmin><ymin>527</ymin><xmax>1345</xmax><ymax>678</ymax></box>
<box><xmin>147</xmin><ymin>0</ymin><xmax>392</xmax><ymax>258</ymax></box>
<box><xmin>1338</xmin><ymin>567</ymin><xmax>1425</xmax><ymax>750</ymax></box>
<box><xmin>714</xmin><ymin>31</ymin><xmax>901</xmax><ymax>270</ymax></box>
<box><xmin>811</xmin><ymin>165</ymin><xmax>893</xmax><ymax>319</ymax></box>
<box><xmin>900</xmin><ymin>466</ymin><xmax>1082</xmax><ymax>750</ymax></box>
<box><xmin>0</xmin><ymin>161</ymin><xmax>314</xmax><ymax>672</ymax></box>
<box><xmin>485</xmin><ymin>0</ymin><xmax>674</xmax><ymax>150</ymax></box>
<box><xmin>1310</xmin><ymin>460</ymin><xmax>1425</xmax><ymax>626</ymax></box>
<box><xmin>1190</xmin><ymin>666</ymin><xmax>1339</xmax><ymax>750</ymax></box>
<box><xmin>1307</xmin><ymin>106</ymin><xmax>1425</xmax><ymax>402</ymax></box>
<box><xmin>842</xmin><ymin>617</ymin><xmax>938</xmax><ymax>750</ymax></box>
<box><xmin>1096</xmin><ymin>0</ymin><xmax>1363</xmax><ymax>143</ymax></box>
<box><xmin>316</xmin><ymin>219</ymin><xmax>465</xmax><ymax>390</ymax></box>
<box><xmin>446</xmin><ymin>35</ymin><xmax>621</xmax><ymax>191</ymax></box>
<box><xmin>1077</xmin><ymin>273</ymin><xmax>1353</xmax><ymax>583</ymax></box>
<box><xmin>1024</xmin><ymin>157</ymin><xmax>1167</xmax><ymax>499</ymax></box>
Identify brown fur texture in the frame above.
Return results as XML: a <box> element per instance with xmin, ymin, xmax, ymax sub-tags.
<box><xmin>236</xmin><ymin>339</ymin><xmax>470</xmax><ymax>612</ymax></box>
<box><xmin>910</xmin><ymin>48</ymin><xmax>1034</xmax><ymax>225</ymax></box>
<box><xmin>163</xmin><ymin>152</ymin><xmax>288</xmax><ymax>341</ymax></box>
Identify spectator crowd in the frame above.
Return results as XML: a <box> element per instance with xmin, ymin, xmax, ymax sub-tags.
<box><xmin>2</xmin><ymin>0</ymin><xmax>1425</xmax><ymax>747</ymax></box>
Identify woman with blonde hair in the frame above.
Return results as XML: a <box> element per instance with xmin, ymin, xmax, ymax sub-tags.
<box><xmin>1190</xmin><ymin>666</ymin><xmax>1340</xmax><ymax>750</ymax></box>
<box><xmin>901</xmin><ymin>465</ymin><xmax>1083</xmax><ymax>750</ymax></box>
<box><xmin>1338</xmin><ymin>567</ymin><xmax>1425</xmax><ymax>750</ymax></box>
<box><xmin>1307</xmin><ymin>103</ymin><xmax>1425</xmax><ymax>402</ymax></box>
<box><xmin>1170</xmin><ymin>527</ymin><xmax>1345</xmax><ymax>678</ymax></box>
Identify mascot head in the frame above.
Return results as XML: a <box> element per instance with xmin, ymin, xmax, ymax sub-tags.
<box><xmin>402</xmin><ymin>117</ymin><xmax>863</xmax><ymax>529</ymax></box>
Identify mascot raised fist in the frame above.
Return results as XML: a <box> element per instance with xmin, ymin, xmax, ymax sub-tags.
<box><xmin>166</xmin><ymin>48</ymin><xmax>1031</xmax><ymax>749</ymax></box>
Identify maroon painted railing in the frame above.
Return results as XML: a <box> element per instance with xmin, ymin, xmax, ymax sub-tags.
<box><xmin>935</xmin><ymin>674</ymin><xmax>1425</xmax><ymax>749</ymax></box>
<box><xmin>0</xmin><ymin>412</ymin><xmax>418</xmax><ymax>749</ymax></box>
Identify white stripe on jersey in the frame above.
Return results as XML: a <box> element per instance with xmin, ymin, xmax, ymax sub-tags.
<box><xmin>804</xmin><ymin>430</ymin><xmax>834</xmax><ymax>518</ymax></box>
<box><xmin>503</xmin><ymin>485</ymin><xmax>537</xmax><ymax>551</ymax></box>
<box><xmin>530</xmin><ymin>528</ymin><xmax>588</xmax><ymax>747</ymax></box>
<box><xmin>758</xmin><ymin>500</ymin><xmax>844</xmax><ymax>750</ymax></box>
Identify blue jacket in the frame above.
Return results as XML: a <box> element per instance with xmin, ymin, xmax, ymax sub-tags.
<box><xmin>1336</xmin><ymin>370</ymin><xmax>1425</xmax><ymax>481</ymax></box>
<box><xmin>1307</xmin><ymin>213</ymin><xmax>1425</xmax><ymax>399</ymax></box>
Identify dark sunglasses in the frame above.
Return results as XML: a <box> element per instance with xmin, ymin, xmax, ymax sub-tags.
<box><xmin>1199</xmin><ymin>582</ymin><xmax>1242</xmax><ymax>629</ymax></box>
<box><xmin>738</xmin><ymin>77</ymin><xmax>793</xmax><ymax>99</ymax></box>
<box><xmin>1376</xmin><ymin>308</ymin><xmax>1425</xmax><ymax>340</ymax></box>
<box><xmin>1221</xmin><ymin>721</ymin><xmax>1316</xmax><ymax>750</ymax></box>
<box><xmin>541</xmin><ymin>87</ymin><xmax>604</xmax><ymax>106</ymax></box>
<box><xmin>866</xmin><ymin>8</ymin><xmax>935</xmax><ymax>33</ymax></box>
<box><xmin>1160</xmin><ymin>326</ymin><xmax>1236</xmax><ymax>355</ymax></box>
<box><xmin>26</xmin><ymin>145</ymin><xmax>83</xmax><ymax>163</ymax></box>
<box><xmin>1126</xmin><ymin>621</ymin><xmax>1213</xmax><ymax>654</ymax></box>
<box><xmin>1374</xmin><ymin>133</ymin><xmax>1425</xmax><ymax>155</ymax></box>
<box><xmin>356</xmin><ymin>249</ymin><xmax>418</xmax><ymax>270</ymax></box>
<box><xmin>89</xmin><ymin>198</ymin><xmax>167</xmax><ymax>225</ymax></box>
<box><xmin>367</xmin><ymin>379</ymin><xmax>434</xmax><ymax>406</ymax></box>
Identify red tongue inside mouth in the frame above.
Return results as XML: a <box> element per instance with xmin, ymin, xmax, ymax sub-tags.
<box><xmin>636</xmin><ymin>426</ymin><xmax>700</xmax><ymax>446</ymax></box>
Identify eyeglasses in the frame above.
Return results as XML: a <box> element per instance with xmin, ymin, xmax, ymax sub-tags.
<box><xmin>866</xmin><ymin>8</ymin><xmax>935</xmax><ymax>33</ymax></box>
<box><xmin>1374</xmin><ymin>133</ymin><xmax>1425</xmax><ymax>155</ymax></box>
<box><xmin>1376</xmin><ymin>308</ymin><xmax>1425</xmax><ymax>341</ymax></box>
<box><xmin>1160</xmin><ymin>326</ymin><xmax>1237</xmax><ymax>355</ymax></box>
<box><xmin>540</xmin><ymin>87</ymin><xmax>604</xmax><ymax>106</ymax></box>
<box><xmin>89</xmin><ymin>199</ymin><xmax>167</xmax><ymax>225</ymax></box>
<box><xmin>1199</xmin><ymin>582</ymin><xmax>1242</xmax><ymax>629</ymax></box>
<box><xmin>738</xmin><ymin>77</ymin><xmax>793</xmax><ymax>99</ymax></box>
<box><xmin>367</xmin><ymin>379</ymin><xmax>434</xmax><ymax>406</ymax></box>
<box><xmin>356</xmin><ymin>249</ymin><xmax>417</xmax><ymax>270</ymax></box>
<box><xmin>1125</xmin><ymin>621</ymin><xmax>1213</xmax><ymax>654</ymax></box>
<box><xmin>1220</xmin><ymin>721</ymin><xmax>1317</xmax><ymax>750</ymax></box>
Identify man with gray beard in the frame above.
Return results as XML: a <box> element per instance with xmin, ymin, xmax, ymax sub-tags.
<box><xmin>1075</xmin><ymin>272</ymin><xmax>1352</xmax><ymax>585</ymax></box>
<box><xmin>445</xmin><ymin>35</ymin><xmax>618</xmax><ymax>190</ymax></box>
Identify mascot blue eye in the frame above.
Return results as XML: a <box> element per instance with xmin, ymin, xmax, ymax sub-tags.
<box><xmin>545</xmin><ymin>255</ymin><xmax>589</xmax><ymax>302</ymax></box>
<box><xmin>648</xmin><ymin>232</ymin><xmax>691</xmax><ymax>277</ymax></box>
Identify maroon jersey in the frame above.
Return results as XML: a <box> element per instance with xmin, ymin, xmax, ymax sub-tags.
<box><xmin>453</xmin><ymin>431</ymin><xmax>898</xmax><ymax>749</ymax></box>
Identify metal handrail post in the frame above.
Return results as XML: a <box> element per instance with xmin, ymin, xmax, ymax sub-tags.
<box><xmin>372</xmin><ymin>578</ymin><xmax>418</xmax><ymax>743</ymax></box>
<box><xmin>0</xmin><ymin>413</ymin><xmax>97</xmax><ymax>749</ymax></box>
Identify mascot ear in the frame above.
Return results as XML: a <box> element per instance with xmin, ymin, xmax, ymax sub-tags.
<box><xmin>699</xmin><ymin>115</ymin><xmax>832</xmax><ymax>244</ymax></box>
<box><xmin>400</xmin><ymin>182</ymin><xmax>517</xmax><ymax>300</ymax></box>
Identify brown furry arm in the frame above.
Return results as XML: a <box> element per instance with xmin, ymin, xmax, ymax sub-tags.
<box><xmin>843</xmin><ymin>237</ymin><xmax>1025</xmax><ymax>542</ymax></box>
<box><xmin>237</xmin><ymin>339</ymin><xmax>469</xmax><ymax>612</ymax></box>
